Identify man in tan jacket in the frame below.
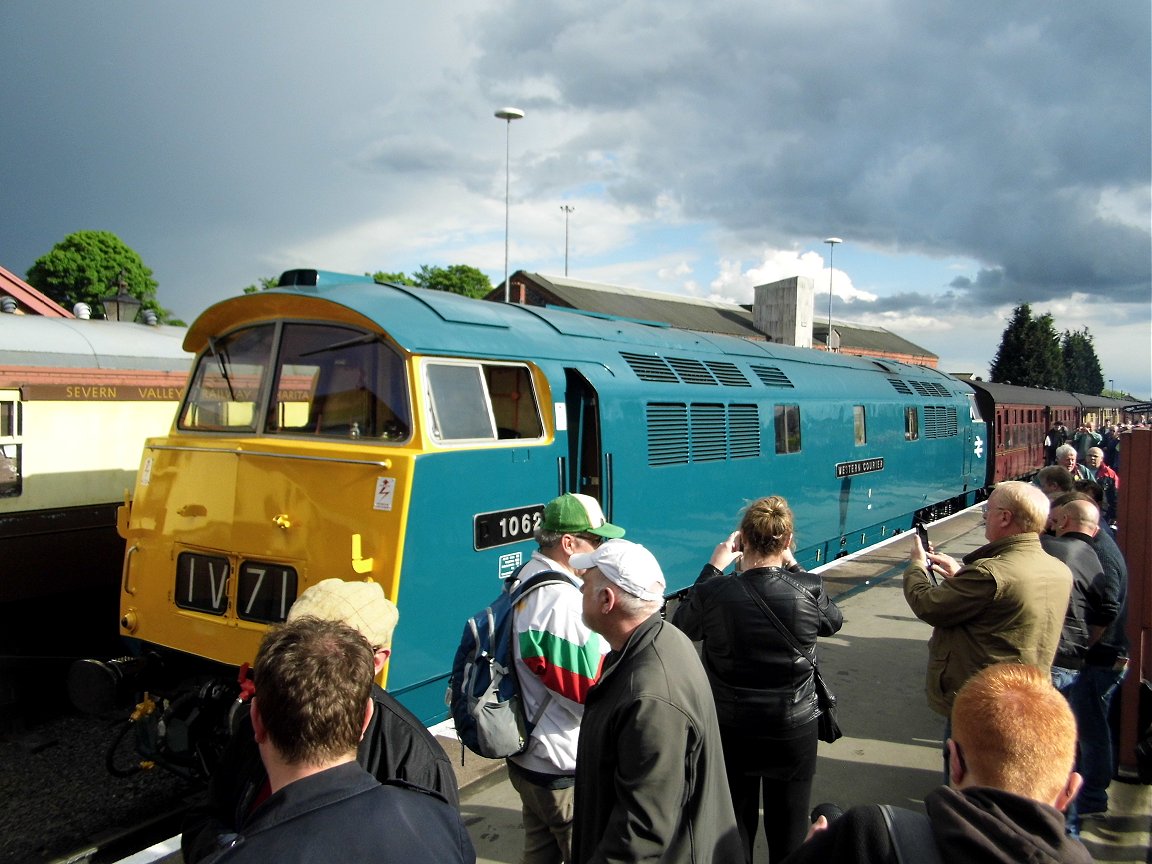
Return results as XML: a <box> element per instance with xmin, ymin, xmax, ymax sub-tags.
<box><xmin>903</xmin><ymin>481</ymin><xmax>1073</xmax><ymax>717</ymax></box>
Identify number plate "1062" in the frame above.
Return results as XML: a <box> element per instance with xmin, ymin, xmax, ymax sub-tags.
<box><xmin>473</xmin><ymin>504</ymin><xmax>545</xmax><ymax>550</ymax></box>
<box><xmin>175</xmin><ymin>551</ymin><xmax>299</xmax><ymax>623</ymax></box>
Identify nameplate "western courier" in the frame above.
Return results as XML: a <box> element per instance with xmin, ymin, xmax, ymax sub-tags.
<box><xmin>835</xmin><ymin>458</ymin><xmax>885</xmax><ymax>478</ymax></box>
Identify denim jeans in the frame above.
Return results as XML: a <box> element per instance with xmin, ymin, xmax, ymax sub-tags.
<box><xmin>1050</xmin><ymin>665</ymin><xmax>1080</xmax><ymax>696</ymax></box>
<box><xmin>1050</xmin><ymin>666</ymin><xmax>1083</xmax><ymax>835</ymax></box>
<box><xmin>1068</xmin><ymin>661</ymin><xmax>1128</xmax><ymax>814</ymax></box>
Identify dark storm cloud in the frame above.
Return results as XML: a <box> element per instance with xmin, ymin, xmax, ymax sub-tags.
<box><xmin>0</xmin><ymin>2</ymin><xmax>477</xmax><ymax>316</ymax></box>
<box><xmin>470</xmin><ymin>0</ymin><xmax>1151</xmax><ymax>306</ymax></box>
<box><xmin>2</xmin><ymin>0</ymin><xmax>1147</xmax><ymax>333</ymax></box>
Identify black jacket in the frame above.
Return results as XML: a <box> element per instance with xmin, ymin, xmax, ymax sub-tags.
<box><xmin>780</xmin><ymin>786</ymin><xmax>1091</xmax><ymax>864</ymax></box>
<box><xmin>204</xmin><ymin>762</ymin><xmax>474</xmax><ymax>864</ymax></box>
<box><xmin>1086</xmin><ymin>529</ymin><xmax>1129</xmax><ymax>665</ymax></box>
<box><xmin>1040</xmin><ymin>533</ymin><xmax>1117</xmax><ymax>669</ymax></box>
<box><xmin>183</xmin><ymin>682</ymin><xmax>458</xmax><ymax>863</ymax></box>
<box><xmin>673</xmin><ymin>563</ymin><xmax>842</xmax><ymax>732</ymax></box>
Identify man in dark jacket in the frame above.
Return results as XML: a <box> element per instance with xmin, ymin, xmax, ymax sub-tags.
<box><xmin>183</xmin><ymin>579</ymin><xmax>458</xmax><ymax>863</ymax></box>
<box><xmin>780</xmin><ymin>663</ymin><xmax>1089</xmax><ymax>864</ymax></box>
<box><xmin>569</xmin><ymin>539</ymin><xmax>743</xmax><ymax>864</ymax></box>
<box><xmin>1041</xmin><ymin>506</ymin><xmax>1116</xmax><ymax>694</ymax></box>
<box><xmin>201</xmin><ymin>617</ymin><xmax>474</xmax><ymax>863</ymax></box>
<box><xmin>1052</xmin><ymin>496</ymin><xmax>1129</xmax><ymax>825</ymax></box>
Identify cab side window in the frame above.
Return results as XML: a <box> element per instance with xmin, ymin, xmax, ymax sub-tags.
<box><xmin>425</xmin><ymin>360</ymin><xmax>543</xmax><ymax>443</ymax></box>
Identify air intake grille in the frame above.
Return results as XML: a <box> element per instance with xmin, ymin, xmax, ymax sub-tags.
<box><xmin>647</xmin><ymin>403</ymin><xmax>690</xmax><ymax>465</ymax></box>
<box><xmin>646</xmin><ymin>402</ymin><xmax>761</xmax><ymax>465</ymax></box>
<box><xmin>887</xmin><ymin>378</ymin><xmax>913</xmax><ymax>395</ymax></box>
<box><xmin>912</xmin><ymin>380</ymin><xmax>952</xmax><ymax>398</ymax></box>
<box><xmin>924</xmin><ymin>406</ymin><xmax>958</xmax><ymax>438</ymax></box>
<box><xmin>706</xmin><ymin>361</ymin><xmax>751</xmax><ymax>387</ymax></box>
<box><xmin>690</xmin><ymin>404</ymin><xmax>727</xmax><ymax>461</ymax></box>
<box><xmin>728</xmin><ymin>404</ymin><xmax>761</xmax><ymax>458</ymax></box>
<box><xmin>667</xmin><ymin>357</ymin><xmax>717</xmax><ymax>385</ymax></box>
<box><xmin>621</xmin><ymin>352</ymin><xmax>678</xmax><ymax>383</ymax></box>
<box><xmin>749</xmin><ymin>364</ymin><xmax>795</xmax><ymax>388</ymax></box>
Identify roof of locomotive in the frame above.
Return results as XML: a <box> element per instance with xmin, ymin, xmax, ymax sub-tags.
<box><xmin>186</xmin><ymin>278</ymin><xmax>967</xmax><ymax>392</ymax></box>
<box><xmin>0</xmin><ymin>313</ymin><xmax>191</xmax><ymax>371</ymax></box>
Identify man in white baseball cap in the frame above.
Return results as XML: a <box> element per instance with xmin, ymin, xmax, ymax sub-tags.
<box><xmin>505</xmin><ymin>493</ymin><xmax>623</xmax><ymax>864</ymax></box>
<box><xmin>569</xmin><ymin>540</ymin><xmax>741</xmax><ymax>863</ymax></box>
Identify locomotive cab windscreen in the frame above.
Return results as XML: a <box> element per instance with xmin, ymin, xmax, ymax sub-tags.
<box><xmin>180</xmin><ymin>322</ymin><xmax>411</xmax><ymax>441</ymax></box>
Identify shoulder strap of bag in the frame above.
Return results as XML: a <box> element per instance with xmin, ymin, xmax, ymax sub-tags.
<box><xmin>737</xmin><ymin>577</ymin><xmax>817</xmax><ymax>669</ymax></box>
<box><xmin>879</xmin><ymin>805</ymin><xmax>942</xmax><ymax>864</ymax></box>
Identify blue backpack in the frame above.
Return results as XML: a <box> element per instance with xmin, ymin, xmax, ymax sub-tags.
<box><xmin>448</xmin><ymin>569</ymin><xmax>573</xmax><ymax>758</ymax></box>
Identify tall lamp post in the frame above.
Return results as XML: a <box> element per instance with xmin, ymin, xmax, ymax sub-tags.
<box><xmin>560</xmin><ymin>204</ymin><xmax>575</xmax><ymax>276</ymax></box>
<box><xmin>495</xmin><ymin>107</ymin><xmax>525</xmax><ymax>302</ymax></box>
<box><xmin>824</xmin><ymin>237</ymin><xmax>842</xmax><ymax>352</ymax></box>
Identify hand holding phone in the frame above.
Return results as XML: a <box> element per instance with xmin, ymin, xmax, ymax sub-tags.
<box><xmin>915</xmin><ymin>522</ymin><xmax>938</xmax><ymax>584</ymax></box>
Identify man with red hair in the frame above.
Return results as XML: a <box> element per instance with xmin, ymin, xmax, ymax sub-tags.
<box><xmin>781</xmin><ymin>663</ymin><xmax>1090</xmax><ymax>863</ymax></box>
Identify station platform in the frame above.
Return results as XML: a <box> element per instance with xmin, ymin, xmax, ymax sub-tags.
<box><xmin>124</xmin><ymin>506</ymin><xmax>1150</xmax><ymax>864</ymax></box>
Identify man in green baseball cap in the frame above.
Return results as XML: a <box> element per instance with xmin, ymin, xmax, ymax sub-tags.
<box><xmin>507</xmin><ymin>492</ymin><xmax>623</xmax><ymax>864</ymax></box>
<box><xmin>541</xmin><ymin>492</ymin><xmax>625</xmax><ymax>539</ymax></box>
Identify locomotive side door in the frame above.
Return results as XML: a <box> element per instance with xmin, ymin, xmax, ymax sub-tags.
<box><xmin>563</xmin><ymin>369</ymin><xmax>609</xmax><ymax>515</ymax></box>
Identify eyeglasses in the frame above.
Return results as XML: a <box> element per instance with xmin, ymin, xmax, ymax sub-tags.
<box><xmin>575</xmin><ymin>532</ymin><xmax>604</xmax><ymax>548</ymax></box>
<box><xmin>980</xmin><ymin>503</ymin><xmax>1008</xmax><ymax>516</ymax></box>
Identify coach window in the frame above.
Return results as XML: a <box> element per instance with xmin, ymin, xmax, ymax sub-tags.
<box><xmin>0</xmin><ymin>445</ymin><xmax>19</xmax><ymax>497</ymax></box>
<box><xmin>774</xmin><ymin>404</ymin><xmax>802</xmax><ymax>454</ymax></box>
<box><xmin>853</xmin><ymin>405</ymin><xmax>867</xmax><ymax>445</ymax></box>
<box><xmin>0</xmin><ymin>401</ymin><xmax>17</xmax><ymax>497</ymax></box>
<box><xmin>904</xmin><ymin>406</ymin><xmax>919</xmax><ymax>441</ymax></box>
<box><xmin>424</xmin><ymin>360</ymin><xmax>543</xmax><ymax>444</ymax></box>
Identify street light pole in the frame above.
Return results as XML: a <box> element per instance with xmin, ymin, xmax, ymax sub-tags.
<box><xmin>560</xmin><ymin>204</ymin><xmax>575</xmax><ymax>276</ymax></box>
<box><xmin>495</xmin><ymin>107</ymin><xmax>525</xmax><ymax>302</ymax></box>
<box><xmin>824</xmin><ymin>237</ymin><xmax>842</xmax><ymax>352</ymax></box>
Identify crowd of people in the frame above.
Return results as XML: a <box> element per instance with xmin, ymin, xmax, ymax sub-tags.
<box><xmin>180</xmin><ymin>462</ymin><xmax>1135</xmax><ymax>862</ymax></box>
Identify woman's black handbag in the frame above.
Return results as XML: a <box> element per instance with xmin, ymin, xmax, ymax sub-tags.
<box><xmin>814</xmin><ymin>669</ymin><xmax>842</xmax><ymax>743</ymax></box>
<box><xmin>738</xmin><ymin>577</ymin><xmax>842</xmax><ymax>743</ymax></box>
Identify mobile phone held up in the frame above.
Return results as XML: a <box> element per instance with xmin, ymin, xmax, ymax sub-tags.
<box><xmin>915</xmin><ymin>522</ymin><xmax>938</xmax><ymax>585</ymax></box>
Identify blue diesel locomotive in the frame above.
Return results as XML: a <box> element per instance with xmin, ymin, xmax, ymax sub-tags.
<box><xmin>103</xmin><ymin>271</ymin><xmax>984</xmax><ymax>742</ymax></box>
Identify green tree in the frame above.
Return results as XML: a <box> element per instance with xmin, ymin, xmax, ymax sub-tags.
<box><xmin>25</xmin><ymin>230</ymin><xmax>172</xmax><ymax>321</ymax></box>
<box><xmin>989</xmin><ymin>304</ymin><xmax>1064</xmax><ymax>389</ymax></box>
<box><xmin>411</xmin><ymin>264</ymin><xmax>492</xmax><ymax>298</ymax></box>
<box><xmin>1062</xmin><ymin>328</ymin><xmax>1105</xmax><ymax>394</ymax></box>
<box><xmin>1025</xmin><ymin>312</ymin><xmax>1064</xmax><ymax>390</ymax></box>
<box><xmin>242</xmin><ymin>276</ymin><xmax>280</xmax><ymax>294</ymax></box>
<box><xmin>989</xmin><ymin>304</ymin><xmax>1031</xmax><ymax>385</ymax></box>
<box><xmin>371</xmin><ymin>271</ymin><xmax>417</xmax><ymax>286</ymax></box>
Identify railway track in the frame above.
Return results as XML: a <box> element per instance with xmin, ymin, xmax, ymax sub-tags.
<box><xmin>0</xmin><ymin>711</ymin><xmax>201</xmax><ymax>864</ymax></box>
